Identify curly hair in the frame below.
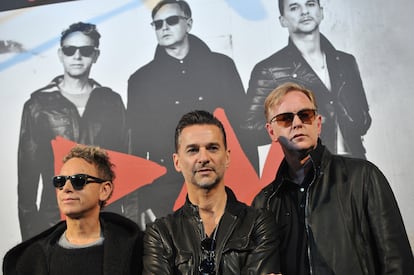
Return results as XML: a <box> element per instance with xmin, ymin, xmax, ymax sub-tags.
<box><xmin>63</xmin><ymin>144</ymin><xmax>115</xmax><ymax>207</ymax></box>
<box><xmin>60</xmin><ymin>22</ymin><xmax>101</xmax><ymax>47</ymax></box>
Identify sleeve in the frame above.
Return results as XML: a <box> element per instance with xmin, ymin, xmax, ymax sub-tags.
<box><xmin>3</xmin><ymin>241</ymin><xmax>48</xmax><ymax>275</ymax></box>
<box><xmin>142</xmin><ymin>221</ymin><xmax>175</xmax><ymax>275</ymax></box>
<box><xmin>243</xmin><ymin>210</ymin><xmax>281</xmax><ymax>275</ymax></box>
<box><xmin>244</xmin><ymin>63</ymin><xmax>274</xmax><ymax>133</ymax></box>
<box><xmin>17</xmin><ymin>100</ymin><xmax>42</xmax><ymax>240</ymax></box>
<box><xmin>336</xmin><ymin>55</ymin><xmax>371</xmax><ymax>135</ymax></box>
<box><xmin>107</xmin><ymin>91</ymin><xmax>128</xmax><ymax>153</ymax></box>
<box><xmin>237</xmin><ymin>63</ymin><xmax>281</xmax><ymax>172</ymax></box>
<box><xmin>126</xmin><ymin>72</ymin><xmax>152</xmax><ymax>157</ymax></box>
<box><xmin>365</xmin><ymin>164</ymin><xmax>414</xmax><ymax>273</ymax></box>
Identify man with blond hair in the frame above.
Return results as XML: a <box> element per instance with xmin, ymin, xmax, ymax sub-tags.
<box><xmin>253</xmin><ymin>82</ymin><xmax>413</xmax><ymax>275</ymax></box>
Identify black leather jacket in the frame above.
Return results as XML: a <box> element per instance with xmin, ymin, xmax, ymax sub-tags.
<box><xmin>143</xmin><ymin>187</ymin><xmax>281</xmax><ymax>274</ymax></box>
<box><xmin>3</xmin><ymin>212</ymin><xmax>143</xmax><ymax>275</ymax></box>
<box><xmin>18</xmin><ymin>76</ymin><xmax>127</xmax><ymax>240</ymax></box>
<box><xmin>245</xmin><ymin>34</ymin><xmax>371</xmax><ymax>159</ymax></box>
<box><xmin>252</xmin><ymin>141</ymin><xmax>414</xmax><ymax>275</ymax></box>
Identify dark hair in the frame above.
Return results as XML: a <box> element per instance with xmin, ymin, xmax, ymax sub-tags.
<box><xmin>278</xmin><ymin>0</ymin><xmax>320</xmax><ymax>15</ymax></box>
<box><xmin>60</xmin><ymin>22</ymin><xmax>101</xmax><ymax>47</ymax></box>
<box><xmin>63</xmin><ymin>144</ymin><xmax>115</xmax><ymax>207</ymax></box>
<box><xmin>151</xmin><ymin>0</ymin><xmax>192</xmax><ymax>19</ymax></box>
<box><xmin>174</xmin><ymin>110</ymin><xmax>227</xmax><ymax>152</ymax></box>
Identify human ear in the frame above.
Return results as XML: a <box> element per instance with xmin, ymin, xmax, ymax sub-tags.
<box><xmin>99</xmin><ymin>181</ymin><xmax>113</xmax><ymax>202</ymax></box>
<box><xmin>173</xmin><ymin>153</ymin><xmax>182</xmax><ymax>172</ymax></box>
<box><xmin>266</xmin><ymin>123</ymin><xmax>279</xmax><ymax>143</ymax></box>
<box><xmin>279</xmin><ymin>15</ymin><xmax>288</xmax><ymax>28</ymax></box>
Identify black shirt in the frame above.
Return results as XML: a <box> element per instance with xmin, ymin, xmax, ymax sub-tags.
<box><xmin>50</xmin><ymin>244</ymin><xmax>104</xmax><ymax>275</ymax></box>
<box><xmin>277</xmin><ymin>163</ymin><xmax>313</xmax><ymax>275</ymax></box>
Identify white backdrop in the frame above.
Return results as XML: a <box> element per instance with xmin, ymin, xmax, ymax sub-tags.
<box><xmin>1</xmin><ymin>0</ymin><xmax>413</xmax><ymax>265</ymax></box>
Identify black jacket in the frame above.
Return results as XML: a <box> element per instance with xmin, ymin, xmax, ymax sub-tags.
<box><xmin>127</xmin><ymin>34</ymin><xmax>246</xmax><ymax>163</ymax></box>
<box><xmin>3</xmin><ymin>212</ymin><xmax>143</xmax><ymax>275</ymax></box>
<box><xmin>18</xmin><ymin>76</ymin><xmax>127</xmax><ymax>240</ymax></box>
<box><xmin>245</xmin><ymin>34</ymin><xmax>371</xmax><ymax>159</ymax></box>
<box><xmin>143</xmin><ymin>187</ymin><xmax>281</xmax><ymax>274</ymax></box>
<box><xmin>126</xmin><ymin>34</ymin><xmax>247</xmax><ymax>222</ymax></box>
<box><xmin>252</xmin><ymin>141</ymin><xmax>414</xmax><ymax>275</ymax></box>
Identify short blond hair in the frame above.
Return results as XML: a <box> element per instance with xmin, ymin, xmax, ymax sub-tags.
<box><xmin>264</xmin><ymin>82</ymin><xmax>318</xmax><ymax>121</ymax></box>
<box><xmin>63</xmin><ymin>144</ymin><xmax>115</xmax><ymax>207</ymax></box>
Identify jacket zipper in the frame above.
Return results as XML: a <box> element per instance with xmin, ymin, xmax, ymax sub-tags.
<box><xmin>304</xmin><ymin>158</ymin><xmax>322</xmax><ymax>275</ymax></box>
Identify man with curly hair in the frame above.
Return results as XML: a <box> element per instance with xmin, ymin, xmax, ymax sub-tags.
<box><xmin>4</xmin><ymin>145</ymin><xmax>143</xmax><ymax>275</ymax></box>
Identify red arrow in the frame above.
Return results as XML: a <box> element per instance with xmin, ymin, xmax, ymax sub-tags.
<box><xmin>51</xmin><ymin>136</ymin><xmax>166</xmax><ymax>204</ymax></box>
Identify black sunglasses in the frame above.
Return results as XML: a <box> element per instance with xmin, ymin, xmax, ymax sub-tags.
<box><xmin>61</xmin><ymin>46</ymin><xmax>97</xmax><ymax>57</ymax></box>
<box><xmin>199</xmin><ymin>237</ymin><xmax>216</xmax><ymax>275</ymax></box>
<box><xmin>269</xmin><ymin>109</ymin><xmax>317</xmax><ymax>128</ymax></box>
<box><xmin>52</xmin><ymin>174</ymin><xmax>107</xmax><ymax>190</ymax></box>
<box><xmin>150</xmin><ymin>15</ymin><xmax>187</xmax><ymax>30</ymax></box>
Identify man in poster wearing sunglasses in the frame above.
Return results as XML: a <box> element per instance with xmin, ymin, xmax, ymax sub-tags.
<box><xmin>127</xmin><ymin>0</ymin><xmax>247</xmax><ymax>229</ymax></box>
<box><xmin>4</xmin><ymin>145</ymin><xmax>143</xmax><ymax>275</ymax></box>
<box><xmin>17</xmin><ymin>21</ymin><xmax>129</xmax><ymax>241</ymax></box>
<box><xmin>252</xmin><ymin>82</ymin><xmax>414</xmax><ymax>275</ymax></box>
<box><xmin>143</xmin><ymin>110</ymin><xmax>281</xmax><ymax>274</ymax></box>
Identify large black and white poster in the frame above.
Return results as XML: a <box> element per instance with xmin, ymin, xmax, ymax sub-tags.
<box><xmin>1</xmin><ymin>0</ymin><xmax>413</xmax><ymax>262</ymax></box>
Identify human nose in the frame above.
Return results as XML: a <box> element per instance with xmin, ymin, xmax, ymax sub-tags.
<box><xmin>161</xmin><ymin>20</ymin><xmax>170</xmax><ymax>30</ymax></box>
<box><xmin>73</xmin><ymin>49</ymin><xmax>82</xmax><ymax>58</ymax></box>
<box><xmin>301</xmin><ymin>5</ymin><xmax>309</xmax><ymax>15</ymax></box>
<box><xmin>61</xmin><ymin>179</ymin><xmax>74</xmax><ymax>192</ymax></box>
<box><xmin>291</xmin><ymin>113</ymin><xmax>304</xmax><ymax>128</ymax></box>
<box><xmin>197</xmin><ymin>148</ymin><xmax>210</xmax><ymax>164</ymax></box>
<box><xmin>157</xmin><ymin>19</ymin><xmax>169</xmax><ymax>30</ymax></box>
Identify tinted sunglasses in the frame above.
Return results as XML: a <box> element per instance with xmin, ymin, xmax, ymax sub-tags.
<box><xmin>61</xmin><ymin>46</ymin><xmax>97</xmax><ymax>57</ymax></box>
<box><xmin>269</xmin><ymin>109</ymin><xmax>317</xmax><ymax>127</ymax></box>
<box><xmin>151</xmin><ymin>15</ymin><xmax>187</xmax><ymax>30</ymax></box>
<box><xmin>199</xmin><ymin>237</ymin><xmax>216</xmax><ymax>275</ymax></box>
<box><xmin>53</xmin><ymin>174</ymin><xmax>107</xmax><ymax>190</ymax></box>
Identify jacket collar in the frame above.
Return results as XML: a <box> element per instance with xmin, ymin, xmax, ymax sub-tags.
<box><xmin>272</xmin><ymin>138</ymin><xmax>328</xmax><ymax>192</ymax></box>
<box><xmin>154</xmin><ymin>33</ymin><xmax>212</xmax><ymax>62</ymax></box>
<box><xmin>183</xmin><ymin>186</ymin><xmax>244</xmax><ymax>218</ymax></box>
<box><xmin>287</xmin><ymin>33</ymin><xmax>338</xmax><ymax>56</ymax></box>
<box><xmin>37</xmin><ymin>75</ymin><xmax>102</xmax><ymax>94</ymax></box>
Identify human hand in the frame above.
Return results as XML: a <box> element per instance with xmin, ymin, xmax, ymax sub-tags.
<box><xmin>278</xmin><ymin>135</ymin><xmax>310</xmax><ymax>160</ymax></box>
<box><xmin>278</xmin><ymin>136</ymin><xmax>300</xmax><ymax>152</ymax></box>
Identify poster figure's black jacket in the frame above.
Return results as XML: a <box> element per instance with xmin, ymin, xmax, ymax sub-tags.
<box><xmin>245</xmin><ymin>34</ymin><xmax>371</xmax><ymax>159</ymax></box>
<box><xmin>128</xmin><ymin>33</ymin><xmax>246</xmax><ymax>166</ymax></box>
<box><xmin>127</xmin><ymin>34</ymin><xmax>247</xmax><ymax>223</ymax></box>
<box><xmin>143</xmin><ymin>187</ymin><xmax>281</xmax><ymax>274</ymax></box>
<box><xmin>3</xmin><ymin>212</ymin><xmax>143</xmax><ymax>275</ymax></box>
<box><xmin>252</xmin><ymin>140</ymin><xmax>414</xmax><ymax>275</ymax></box>
<box><xmin>18</xmin><ymin>76</ymin><xmax>127</xmax><ymax>240</ymax></box>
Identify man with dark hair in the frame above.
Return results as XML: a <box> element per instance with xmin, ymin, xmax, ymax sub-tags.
<box><xmin>244</xmin><ymin>0</ymin><xmax>371</xmax><ymax>171</ymax></box>
<box><xmin>127</xmin><ymin>0</ymin><xmax>246</xmax><ymax>228</ymax></box>
<box><xmin>143</xmin><ymin>110</ymin><xmax>281</xmax><ymax>274</ymax></box>
<box><xmin>253</xmin><ymin>82</ymin><xmax>413</xmax><ymax>275</ymax></box>
<box><xmin>18</xmin><ymin>21</ymin><xmax>128</xmax><ymax>240</ymax></box>
<box><xmin>4</xmin><ymin>145</ymin><xmax>143</xmax><ymax>275</ymax></box>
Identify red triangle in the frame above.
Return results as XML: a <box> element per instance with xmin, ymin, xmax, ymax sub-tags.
<box><xmin>51</xmin><ymin>136</ymin><xmax>167</xmax><ymax>204</ymax></box>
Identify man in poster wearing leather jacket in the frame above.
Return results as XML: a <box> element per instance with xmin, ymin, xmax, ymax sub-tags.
<box><xmin>243</xmin><ymin>0</ymin><xmax>371</xmax><ymax>170</ymax></box>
